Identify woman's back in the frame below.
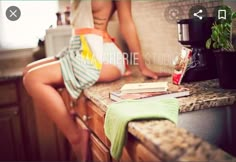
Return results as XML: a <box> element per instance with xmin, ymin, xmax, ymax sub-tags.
<box><xmin>91</xmin><ymin>0</ymin><xmax>115</xmax><ymax>31</ymax></box>
<box><xmin>72</xmin><ymin>0</ymin><xmax>116</xmax><ymax>31</ymax></box>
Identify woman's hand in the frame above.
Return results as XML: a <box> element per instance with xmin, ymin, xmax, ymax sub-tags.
<box><xmin>115</xmin><ymin>1</ymin><xmax>171</xmax><ymax>80</ymax></box>
<box><xmin>141</xmin><ymin>66</ymin><xmax>171</xmax><ymax>80</ymax></box>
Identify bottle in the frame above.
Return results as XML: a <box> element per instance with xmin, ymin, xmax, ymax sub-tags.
<box><xmin>56</xmin><ymin>12</ymin><xmax>63</xmax><ymax>26</ymax></box>
<box><xmin>64</xmin><ymin>6</ymin><xmax>71</xmax><ymax>25</ymax></box>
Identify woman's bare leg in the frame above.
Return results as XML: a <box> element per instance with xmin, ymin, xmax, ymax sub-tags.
<box><xmin>23</xmin><ymin>61</ymin><xmax>82</xmax><ymax>157</ymax></box>
<box><xmin>23</xmin><ymin>60</ymin><xmax>123</xmax><ymax>160</ymax></box>
<box><xmin>23</xmin><ymin>57</ymin><xmax>57</xmax><ymax>76</ymax></box>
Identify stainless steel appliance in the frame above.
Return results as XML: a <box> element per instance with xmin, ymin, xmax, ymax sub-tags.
<box><xmin>177</xmin><ymin>17</ymin><xmax>218</xmax><ymax>82</ymax></box>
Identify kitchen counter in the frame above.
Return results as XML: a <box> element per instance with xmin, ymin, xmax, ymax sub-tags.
<box><xmin>0</xmin><ymin>48</ymin><xmax>34</xmax><ymax>81</ymax></box>
<box><xmin>0</xmin><ymin>67</ymin><xmax>23</xmax><ymax>82</ymax></box>
<box><xmin>84</xmin><ymin>65</ymin><xmax>236</xmax><ymax>161</ymax></box>
<box><xmin>2</xmin><ymin>64</ymin><xmax>236</xmax><ymax>161</ymax></box>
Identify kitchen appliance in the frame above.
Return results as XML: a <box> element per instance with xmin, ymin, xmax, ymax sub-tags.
<box><xmin>177</xmin><ymin>17</ymin><xmax>218</xmax><ymax>82</ymax></box>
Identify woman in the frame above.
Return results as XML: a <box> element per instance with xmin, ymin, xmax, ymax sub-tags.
<box><xmin>23</xmin><ymin>0</ymin><xmax>170</xmax><ymax>160</ymax></box>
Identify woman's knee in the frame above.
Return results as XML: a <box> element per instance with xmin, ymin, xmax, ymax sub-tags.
<box><xmin>23</xmin><ymin>69</ymin><xmax>45</xmax><ymax>95</ymax></box>
<box><xmin>23</xmin><ymin>71</ymin><xmax>36</xmax><ymax>92</ymax></box>
<box><xmin>22</xmin><ymin>64</ymin><xmax>31</xmax><ymax>76</ymax></box>
<box><xmin>23</xmin><ymin>61</ymin><xmax>63</xmax><ymax>94</ymax></box>
<box><xmin>23</xmin><ymin>61</ymin><xmax>38</xmax><ymax>76</ymax></box>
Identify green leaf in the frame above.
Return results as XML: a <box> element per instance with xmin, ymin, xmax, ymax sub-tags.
<box><xmin>211</xmin><ymin>30</ymin><xmax>218</xmax><ymax>41</ymax></box>
<box><xmin>232</xmin><ymin>12</ymin><xmax>236</xmax><ymax>19</ymax></box>
<box><xmin>213</xmin><ymin>42</ymin><xmax>218</xmax><ymax>49</ymax></box>
<box><xmin>206</xmin><ymin>7</ymin><xmax>235</xmax><ymax>51</ymax></box>
<box><xmin>225</xmin><ymin>23</ymin><xmax>231</xmax><ymax>28</ymax></box>
<box><xmin>206</xmin><ymin>38</ymin><xmax>212</xmax><ymax>49</ymax></box>
<box><xmin>220</xmin><ymin>24</ymin><xmax>224</xmax><ymax>31</ymax></box>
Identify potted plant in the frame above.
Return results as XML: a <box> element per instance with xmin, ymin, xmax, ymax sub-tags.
<box><xmin>206</xmin><ymin>5</ymin><xmax>236</xmax><ymax>89</ymax></box>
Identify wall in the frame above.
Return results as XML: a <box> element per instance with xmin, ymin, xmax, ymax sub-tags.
<box><xmin>58</xmin><ymin>1</ymin><xmax>70</xmax><ymax>13</ymax></box>
<box><xmin>224</xmin><ymin>0</ymin><xmax>236</xmax><ymax>11</ymax></box>
<box><xmin>130</xmin><ymin>0</ymin><xmax>222</xmax><ymax>66</ymax></box>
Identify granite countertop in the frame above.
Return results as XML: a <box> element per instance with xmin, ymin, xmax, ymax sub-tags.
<box><xmin>0</xmin><ymin>51</ymin><xmax>33</xmax><ymax>82</ymax></box>
<box><xmin>84</xmin><ymin>65</ymin><xmax>236</xmax><ymax>161</ymax></box>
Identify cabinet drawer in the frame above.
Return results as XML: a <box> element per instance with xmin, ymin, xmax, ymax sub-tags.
<box><xmin>120</xmin><ymin>134</ymin><xmax>161</xmax><ymax>162</ymax></box>
<box><xmin>76</xmin><ymin>94</ymin><xmax>87</xmax><ymax>119</ymax></box>
<box><xmin>86</xmin><ymin>100</ymin><xmax>110</xmax><ymax>147</ymax></box>
<box><xmin>59</xmin><ymin>90</ymin><xmax>87</xmax><ymax>117</ymax></box>
<box><xmin>70</xmin><ymin>95</ymin><xmax>110</xmax><ymax>147</ymax></box>
<box><xmin>90</xmin><ymin>134</ymin><xmax>110</xmax><ymax>162</ymax></box>
<box><xmin>58</xmin><ymin>88</ymin><xmax>73</xmax><ymax>113</ymax></box>
<box><xmin>0</xmin><ymin>83</ymin><xmax>18</xmax><ymax>105</ymax></box>
<box><xmin>65</xmin><ymin>92</ymin><xmax>87</xmax><ymax>118</ymax></box>
<box><xmin>75</xmin><ymin>118</ymin><xmax>90</xmax><ymax>162</ymax></box>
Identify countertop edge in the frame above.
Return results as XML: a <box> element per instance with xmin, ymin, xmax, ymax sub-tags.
<box><xmin>84</xmin><ymin>88</ymin><xmax>236</xmax><ymax>161</ymax></box>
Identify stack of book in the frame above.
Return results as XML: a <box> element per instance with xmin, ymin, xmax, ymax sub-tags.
<box><xmin>109</xmin><ymin>81</ymin><xmax>190</xmax><ymax>102</ymax></box>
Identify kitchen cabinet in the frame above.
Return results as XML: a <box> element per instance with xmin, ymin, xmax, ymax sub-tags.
<box><xmin>0</xmin><ymin>78</ymin><xmax>42</xmax><ymax>161</ymax></box>
<box><xmin>0</xmin><ymin>79</ymin><xmax>25</xmax><ymax>161</ymax></box>
<box><xmin>60</xmin><ymin>88</ymin><xmax>161</xmax><ymax>162</ymax></box>
<box><xmin>0</xmin><ymin>77</ymin><xmax>70</xmax><ymax>161</ymax></box>
<box><xmin>0</xmin><ymin>106</ymin><xmax>25</xmax><ymax>161</ymax></box>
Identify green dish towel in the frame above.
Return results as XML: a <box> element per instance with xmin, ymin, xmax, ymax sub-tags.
<box><xmin>104</xmin><ymin>98</ymin><xmax>179</xmax><ymax>160</ymax></box>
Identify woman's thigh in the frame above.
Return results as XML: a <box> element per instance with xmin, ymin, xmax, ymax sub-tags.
<box><xmin>24</xmin><ymin>60</ymin><xmax>64</xmax><ymax>88</ymax></box>
<box><xmin>23</xmin><ymin>57</ymin><xmax>57</xmax><ymax>75</ymax></box>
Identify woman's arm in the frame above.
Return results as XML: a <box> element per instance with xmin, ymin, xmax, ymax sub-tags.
<box><xmin>115</xmin><ymin>0</ymin><xmax>170</xmax><ymax>79</ymax></box>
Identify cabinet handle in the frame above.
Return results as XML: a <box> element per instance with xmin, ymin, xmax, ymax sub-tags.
<box><xmin>82</xmin><ymin>115</ymin><xmax>92</xmax><ymax>121</ymax></box>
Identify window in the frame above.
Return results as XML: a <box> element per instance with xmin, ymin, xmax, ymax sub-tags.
<box><xmin>0</xmin><ymin>1</ymin><xmax>58</xmax><ymax>50</ymax></box>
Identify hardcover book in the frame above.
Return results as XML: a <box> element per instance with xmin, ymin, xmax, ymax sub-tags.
<box><xmin>110</xmin><ymin>84</ymin><xmax>190</xmax><ymax>102</ymax></box>
<box><xmin>120</xmin><ymin>82</ymin><xmax>168</xmax><ymax>94</ymax></box>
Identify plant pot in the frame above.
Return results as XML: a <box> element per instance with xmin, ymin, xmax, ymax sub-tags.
<box><xmin>215</xmin><ymin>51</ymin><xmax>236</xmax><ymax>89</ymax></box>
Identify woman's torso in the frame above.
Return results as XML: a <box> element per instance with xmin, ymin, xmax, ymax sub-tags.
<box><xmin>91</xmin><ymin>0</ymin><xmax>116</xmax><ymax>31</ymax></box>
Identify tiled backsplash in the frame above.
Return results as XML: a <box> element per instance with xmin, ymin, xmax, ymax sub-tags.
<box><xmin>129</xmin><ymin>0</ymin><xmax>222</xmax><ymax>66</ymax></box>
